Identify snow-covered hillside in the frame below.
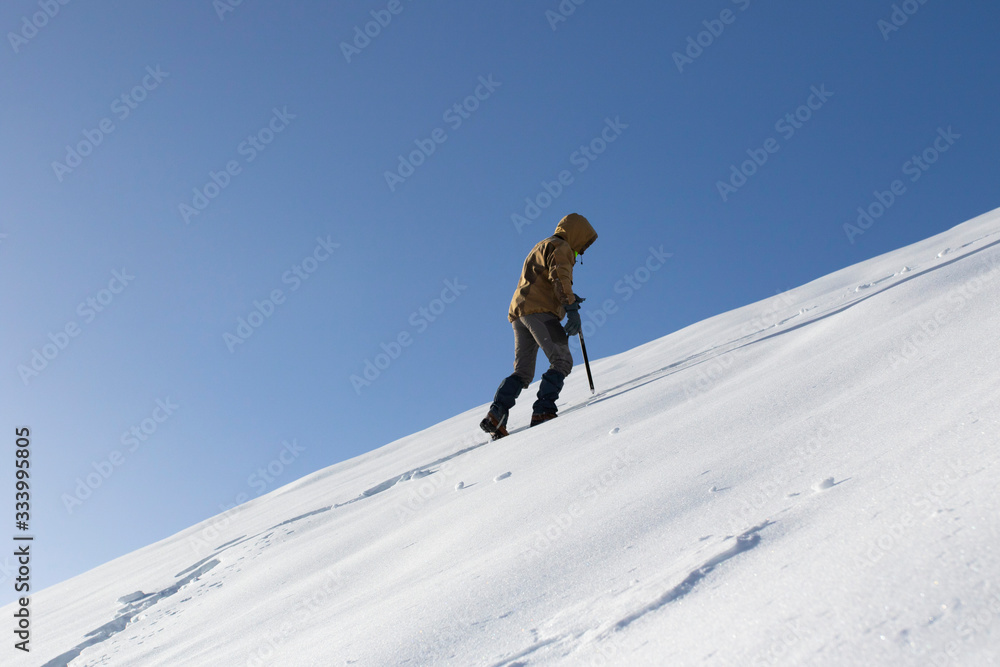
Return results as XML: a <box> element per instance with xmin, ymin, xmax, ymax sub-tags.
<box><xmin>19</xmin><ymin>208</ymin><xmax>1000</xmax><ymax>666</ymax></box>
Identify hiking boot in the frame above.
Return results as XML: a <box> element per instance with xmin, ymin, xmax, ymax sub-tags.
<box><xmin>480</xmin><ymin>410</ymin><xmax>509</xmax><ymax>441</ymax></box>
<box><xmin>530</xmin><ymin>413</ymin><xmax>557</xmax><ymax>428</ymax></box>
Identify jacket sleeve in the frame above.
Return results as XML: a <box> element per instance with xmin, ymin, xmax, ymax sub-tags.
<box><xmin>547</xmin><ymin>242</ymin><xmax>576</xmax><ymax>307</ymax></box>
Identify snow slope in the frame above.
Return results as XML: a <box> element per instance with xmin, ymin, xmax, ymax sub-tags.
<box><xmin>16</xmin><ymin>207</ymin><xmax>1000</xmax><ymax>666</ymax></box>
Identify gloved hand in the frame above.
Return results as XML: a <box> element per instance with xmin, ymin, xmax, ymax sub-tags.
<box><xmin>564</xmin><ymin>295</ymin><xmax>584</xmax><ymax>336</ymax></box>
<box><xmin>564</xmin><ymin>310</ymin><xmax>582</xmax><ymax>336</ymax></box>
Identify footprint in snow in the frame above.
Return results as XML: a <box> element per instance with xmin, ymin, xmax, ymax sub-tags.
<box><xmin>610</xmin><ymin>427</ymin><xmax>620</xmax><ymax>435</ymax></box>
<box><xmin>495</xmin><ymin>472</ymin><xmax>512</xmax><ymax>482</ymax></box>
<box><xmin>455</xmin><ymin>481</ymin><xmax>465</xmax><ymax>490</ymax></box>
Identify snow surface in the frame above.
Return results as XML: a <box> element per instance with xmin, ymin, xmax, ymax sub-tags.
<box><xmin>15</xmin><ymin>208</ymin><xmax>1000</xmax><ymax>666</ymax></box>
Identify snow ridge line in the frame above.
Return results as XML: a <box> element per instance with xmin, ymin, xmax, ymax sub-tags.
<box><xmin>733</xmin><ymin>234</ymin><xmax>1000</xmax><ymax>352</ymax></box>
<box><xmin>487</xmin><ymin>522</ymin><xmax>773</xmax><ymax>667</ymax></box>
<box><xmin>41</xmin><ymin>559</ymin><xmax>221</xmax><ymax>667</ymax></box>
<box><xmin>606</xmin><ymin>521</ymin><xmax>773</xmax><ymax>636</ymax></box>
<box><xmin>578</xmin><ymin>233</ymin><xmax>1000</xmax><ymax>410</ymax></box>
<box><xmin>188</xmin><ymin>507</ymin><xmax>333</xmax><ymax>576</ymax></box>
<box><xmin>43</xmin><ymin>507</ymin><xmax>338</xmax><ymax>666</ymax></box>
<box><xmin>487</xmin><ymin>635</ymin><xmax>565</xmax><ymax>667</ymax></box>
<box><xmin>335</xmin><ymin>438</ymin><xmax>491</xmax><ymax>507</ymax></box>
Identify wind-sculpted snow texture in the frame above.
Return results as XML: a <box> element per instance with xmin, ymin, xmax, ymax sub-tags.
<box><xmin>15</xmin><ymin>208</ymin><xmax>1000</xmax><ymax>665</ymax></box>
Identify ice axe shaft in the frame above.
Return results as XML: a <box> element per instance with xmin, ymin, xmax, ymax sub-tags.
<box><xmin>579</xmin><ymin>332</ymin><xmax>595</xmax><ymax>394</ymax></box>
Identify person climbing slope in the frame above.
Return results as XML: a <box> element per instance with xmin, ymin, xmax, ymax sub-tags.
<box><xmin>480</xmin><ymin>213</ymin><xmax>598</xmax><ymax>440</ymax></box>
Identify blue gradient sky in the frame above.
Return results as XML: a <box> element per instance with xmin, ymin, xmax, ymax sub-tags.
<box><xmin>2</xmin><ymin>0</ymin><xmax>998</xmax><ymax>599</ymax></box>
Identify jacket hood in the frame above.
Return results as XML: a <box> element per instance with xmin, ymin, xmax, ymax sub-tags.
<box><xmin>554</xmin><ymin>213</ymin><xmax>598</xmax><ymax>255</ymax></box>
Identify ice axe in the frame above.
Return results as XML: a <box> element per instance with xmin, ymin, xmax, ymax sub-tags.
<box><xmin>578</xmin><ymin>332</ymin><xmax>595</xmax><ymax>395</ymax></box>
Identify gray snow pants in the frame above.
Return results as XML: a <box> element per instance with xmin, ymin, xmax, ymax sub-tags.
<box><xmin>512</xmin><ymin>313</ymin><xmax>573</xmax><ymax>387</ymax></box>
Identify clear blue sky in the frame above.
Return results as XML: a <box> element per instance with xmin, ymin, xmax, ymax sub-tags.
<box><xmin>2</xmin><ymin>0</ymin><xmax>998</xmax><ymax>600</ymax></box>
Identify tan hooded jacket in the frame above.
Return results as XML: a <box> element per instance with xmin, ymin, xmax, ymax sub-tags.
<box><xmin>508</xmin><ymin>213</ymin><xmax>598</xmax><ymax>322</ymax></box>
